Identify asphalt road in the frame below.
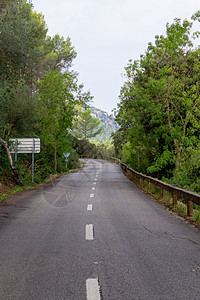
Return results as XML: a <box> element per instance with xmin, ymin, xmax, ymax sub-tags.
<box><xmin>0</xmin><ymin>159</ymin><xmax>200</xmax><ymax>300</ymax></box>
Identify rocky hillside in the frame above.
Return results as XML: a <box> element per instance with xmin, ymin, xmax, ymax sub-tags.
<box><xmin>89</xmin><ymin>106</ymin><xmax>119</xmax><ymax>142</ymax></box>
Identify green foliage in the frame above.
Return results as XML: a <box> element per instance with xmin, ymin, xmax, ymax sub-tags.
<box><xmin>169</xmin><ymin>145</ymin><xmax>200</xmax><ymax>192</ymax></box>
<box><xmin>73</xmin><ymin>107</ymin><xmax>103</xmax><ymax>139</ymax></box>
<box><xmin>115</xmin><ymin>12</ymin><xmax>200</xmax><ymax>193</ymax></box>
<box><xmin>0</xmin><ymin>0</ymin><xmax>92</xmax><ymax>186</ymax></box>
<box><xmin>72</xmin><ymin>136</ymin><xmax>97</xmax><ymax>157</ymax></box>
<box><xmin>0</xmin><ymin>81</ymin><xmax>39</xmax><ymax>138</ymax></box>
<box><xmin>91</xmin><ymin>125</ymin><xmax>115</xmax><ymax>143</ymax></box>
<box><xmin>0</xmin><ymin>0</ymin><xmax>47</xmax><ymax>83</ymax></box>
<box><xmin>147</xmin><ymin>147</ymin><xmax>174</xmax><ymax>174</ymax></box>
<box><xmin>111</xmin><ymin>130</ymin><xmax>126</xmax><ymax>158</ymax></box>
<box><xmin>95</xmin><ymin>140</ymin><xmax>115</xmax><ymax>157</ymax></box>
<box><xmin>0</xmin><ymin>146</ymin><xmax>10</xmax><ymax>173</ymax></box>
<box><xmin>51</xmin><ymin>34</ymin><xmax>77</xmax><ymax>70</ymax></box>
<box><xmin>120</xmin><ymin>142</ymin><xmax>136</xmax><ymax>168</ymax></box>
<box><xmin>67</xmin><ymin>149</ymin><xmax>80</xmax><ymax>170</ymax></box>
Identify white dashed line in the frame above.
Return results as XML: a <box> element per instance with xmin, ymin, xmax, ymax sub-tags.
<box><xmin>92</xmin><ymin>187</ymin><xmax>95</xmax><ymax>190</ymax></box>
<box><xmin>86</xmin><ymin>278</ymin><xmax>101</xmax><ymax>300</ymax></box>
<box><xmin>85</xmin><ymin>224</ymin><xmax>94</xmax><ymax>240</ymax></box>
<box><xmin>90</xmin><ymin>193</ymin><xmax>94</xmax><ymax>198</ymax></box>
<box><xmin>87</xmin><ymin>204</ymin><xmax>93</xmax><ymax>211</ymax></box>
<box><xmin>93</xmin><ymin>182</ymin><xmax>96</xmax><ymax>185</ymax></box>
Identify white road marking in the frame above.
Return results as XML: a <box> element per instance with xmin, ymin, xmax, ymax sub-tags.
<box><xmin>87</xmin><ymin>204</ymin><xmax>93</xmax><ymax>211</ymax></box>
<box><xmin>94</xmin><ymin>178</ymin><xmax>97</xmax><ymax>181</ymax></box>
<box><xmin>93</xmin><ymin>182</ymin><xmax>96</xmax><ymax>185</ymax></box>
<box><xmin>90</xmin><ymin>193</ymin><xmax>94</xmax><ymax>198</ymax></box>
<box><xmin>85</xmin><ymin>224</ymin><xmax>94</xmax><ymax>240</ymax></box>
<box><xmin>86</xmin><ymin>278</ymin><xmax>101</xmax><ymax>300</ymax></box>
<box><xmin>92</xmin><ymin>187</ymin><xmax>95</xmax><ymax>190</ymax></box>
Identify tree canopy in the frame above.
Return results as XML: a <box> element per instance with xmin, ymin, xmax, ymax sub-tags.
<box><xmin>114</xmin><ymin>12</ymin><xmax>200</xmax><ymax>192</ymax></box>
<box><xmin>0</xmin><ymin>0</ymin><xmax>92</xmax><ymax>182</ymax></box>
<box><xmin>73</xmin><ymin>107</ymin><xmax>103</xmax><ymax>140</ymax></box>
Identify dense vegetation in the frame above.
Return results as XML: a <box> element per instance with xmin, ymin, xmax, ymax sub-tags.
<box><xmin>113</xmin><ymin>13</ymin><xmax>200</xmax><ymax>193</ymax></box>
<box><xmin>0</xmin><ymin>0</ymin><xmax>90</xmax><ymax>185</ymax></box>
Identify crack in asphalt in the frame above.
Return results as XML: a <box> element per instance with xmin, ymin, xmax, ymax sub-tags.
<box><xmin>164</xmin><ymin>232</ymin><xmax>199</xmax><ymax>245</ymax></box>
<box><xmin>142</xmin><ymin>225</ymin><xmax>199</xmax><ymax>245</ymax></box>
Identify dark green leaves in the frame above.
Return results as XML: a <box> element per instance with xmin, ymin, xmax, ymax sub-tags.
<box><xmin>115</xmin><ymin>12</ymin><xmax>200</xmax><ymax>191</ymax></box>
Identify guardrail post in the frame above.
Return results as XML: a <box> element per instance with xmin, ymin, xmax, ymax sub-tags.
<box><xmin>173</xmin><ymin>192</ymin><xmax>178</xmax><ymax>206</ymax></box>
<box><xmin>134</xmin><ymin>174</ymin><xmax>136</xmax><ymax>182</ymax></box>
<box><xmin>148</xmin><ymin>181</ymin><xmax>151</xmax><ymax>191</ymax></box>
<box><xmin>154</xmin><ymin>184</ymin><xmax>158</xmax><ymax>193</ymax></box>
<box><xmin>187</xmin><ymin>200</ymin><xmax>193</xmax><ymax>216</ymax></box>
<box><xmin>143</xmin><ymin>179</ymin><xmax>146</xmax><ymax>188</ymax></box>
<box><xmin>162</xmin><ymin>188</ymin><xmax>166</xmax><ymax>199</ymax></box>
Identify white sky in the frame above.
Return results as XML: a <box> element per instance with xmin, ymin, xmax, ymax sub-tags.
<box><xmin>32</xmin><ymin>0</ymin><xmax>200</xmax><ymax>114</ymax></box>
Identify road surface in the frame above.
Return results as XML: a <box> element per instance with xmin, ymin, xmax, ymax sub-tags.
<box><xmin>0</xmin><ymin>159</ymin><xmax>200</xmax><ymax>299</ymax></box>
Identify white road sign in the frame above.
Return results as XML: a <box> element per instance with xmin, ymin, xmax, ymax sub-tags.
<box><xmin>10</xmin><ymin>138</ymin><xmax>40</xmax><ymax>153</ymax></box>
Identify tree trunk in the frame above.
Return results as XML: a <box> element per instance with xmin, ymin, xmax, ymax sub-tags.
<box><xmin>137</xmin><ymin>146</ymin><xmax>140</xmax><ymax>170</ymax></box>
<box><xmin>54</xmin><ymin>139</ymin><xmax>57</xmax><ymax>172</ymax></box>
<box><xmin>174</xmin><ymin>116</ymin><xmax>190</xmax><ymax>171</ymax></box>
<box><xmin>0</xmin><ymin>138</ymin><xmax>22</xmax><ymax>185</ymax></box>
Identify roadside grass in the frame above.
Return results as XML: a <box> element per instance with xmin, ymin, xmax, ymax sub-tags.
<box><xmin>0</xmin><ymin>184</ymin><xmax>37</xmax><ymax>204</ymax></box>
<box><xmin>0</xmin><ymin>161</ymin><xmax>84</xmax><ymax>205</ymax></box>
<box><xmin>189</xmin><ymin>205</ymin><xmax>200</xmax><ymax>224</ymax></box>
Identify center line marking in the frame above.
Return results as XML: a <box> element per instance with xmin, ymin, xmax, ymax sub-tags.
<box><xmin>92</xmin><ymin>187</ymin><xmax>95</xmax><ymax>190</ymax></box>
<box><xmin>93</xmin><ymin>182</ymin><xmax>96</xmax><ymax>185</ymax></box>
<box><xmin>90</xmin><ymin>193</ymin><xmax>94</xmax><ymax>197</ymax></box>
<box><xmin>85</xmin><ymin>224</ymin><xmax>94</xmax><ymax>240</ymax></box>
<box><xmin>86</xmin><ymin>278</ymin><xmax>101</xmax><ymax>300</ymax></box>
<box><xmin>87</xmin><ymin>204</ymin><xmax>93</xmax><ymax>211</ymax></box>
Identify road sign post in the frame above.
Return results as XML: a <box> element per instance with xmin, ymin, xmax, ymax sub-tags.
<box><xmin>10</xmin><ymin>138</ymin><xmax>40</xmax><ymax>183</ymax></box>
<box><xmin>64</xmin><ymin>153</ymin><xmax>70</xmax><ymax>168</ymax></box>
<box><xmin>32</xmin><ymin>139</ymin><xmax>35</xmax><ymax>183</ymax></box>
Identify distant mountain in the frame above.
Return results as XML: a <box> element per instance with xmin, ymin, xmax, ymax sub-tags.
<box><xmin>89</xmin><ymin>106</ymin><xmax>119</xmax><ymax>142</ymax></box>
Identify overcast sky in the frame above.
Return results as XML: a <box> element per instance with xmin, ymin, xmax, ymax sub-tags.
<box><xmin>32</xmin><ymin>0</ymin><xmax>200</xmax><ymax>114</ymax></box>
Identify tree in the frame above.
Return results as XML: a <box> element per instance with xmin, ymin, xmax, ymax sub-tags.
<box><xmin>95</xmin><ymin>140</ymin><xmax>115</xmax><ymax>157</ymax></box>
<box><xmin>138</xmin><ymin>15</ymin><xmax>200</xmax><ymax>172</ymax></box>
<box><xmin>0</xmin><ymin>0</ymin><xmax>48</xmax><ymax>84</ymax></box>
<box><xmin>0</xmin><ymin>137</ymin><xmax>22</xmax><ymax>184</ymax></box>
<box><xmin>0</xmin><ymin>81</ymin><xmax>39</xmax><ymax>138</ymax></box>
<box><xmin>71</xmin><ymin>135</ymin><xmax>97</xmax><ymax>158</ymax></box>
<box><xmin>0</xmin><ymin>0</ymin><xmax>14</xmax><ymax>13</ymax></box>
<box><xmin>116</xmin><ymin>12</ymin><xmax>200</xmax><ymax>188</ymax></box>
<box><xmin>0</xmin><ymin>0</ymin><xmax>50</xmax><ymax>140</ymax></box>
<box><xmin>51</xmin><ymin>34</ymin><xmax>77</xmax><ymax>71</ymax></box>
<box><xmin>39</xmin><ymin>70</ymin><xmax>76</xmax><ymax>171</ymax></box>
<box><xmin>73</xmin><ymin>108</ymin><xmax>103</xmax><ymax>139</ymax></box>
<box><xmin>0</xmin><ymin>0</ymin><xmax>93</xmax><ymax>183</ymax></box>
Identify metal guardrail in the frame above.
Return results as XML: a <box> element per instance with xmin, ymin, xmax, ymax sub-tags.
<box><xmin>81</xmin><ymin>155</ymin><xmax>200</xmax><ymax>216</ymax></box>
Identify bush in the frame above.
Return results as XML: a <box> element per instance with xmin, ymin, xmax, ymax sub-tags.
<box><xmin>67</xmin><ymin>149</ymin><xmax>80</xmax><ymax>170</ymax></box>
